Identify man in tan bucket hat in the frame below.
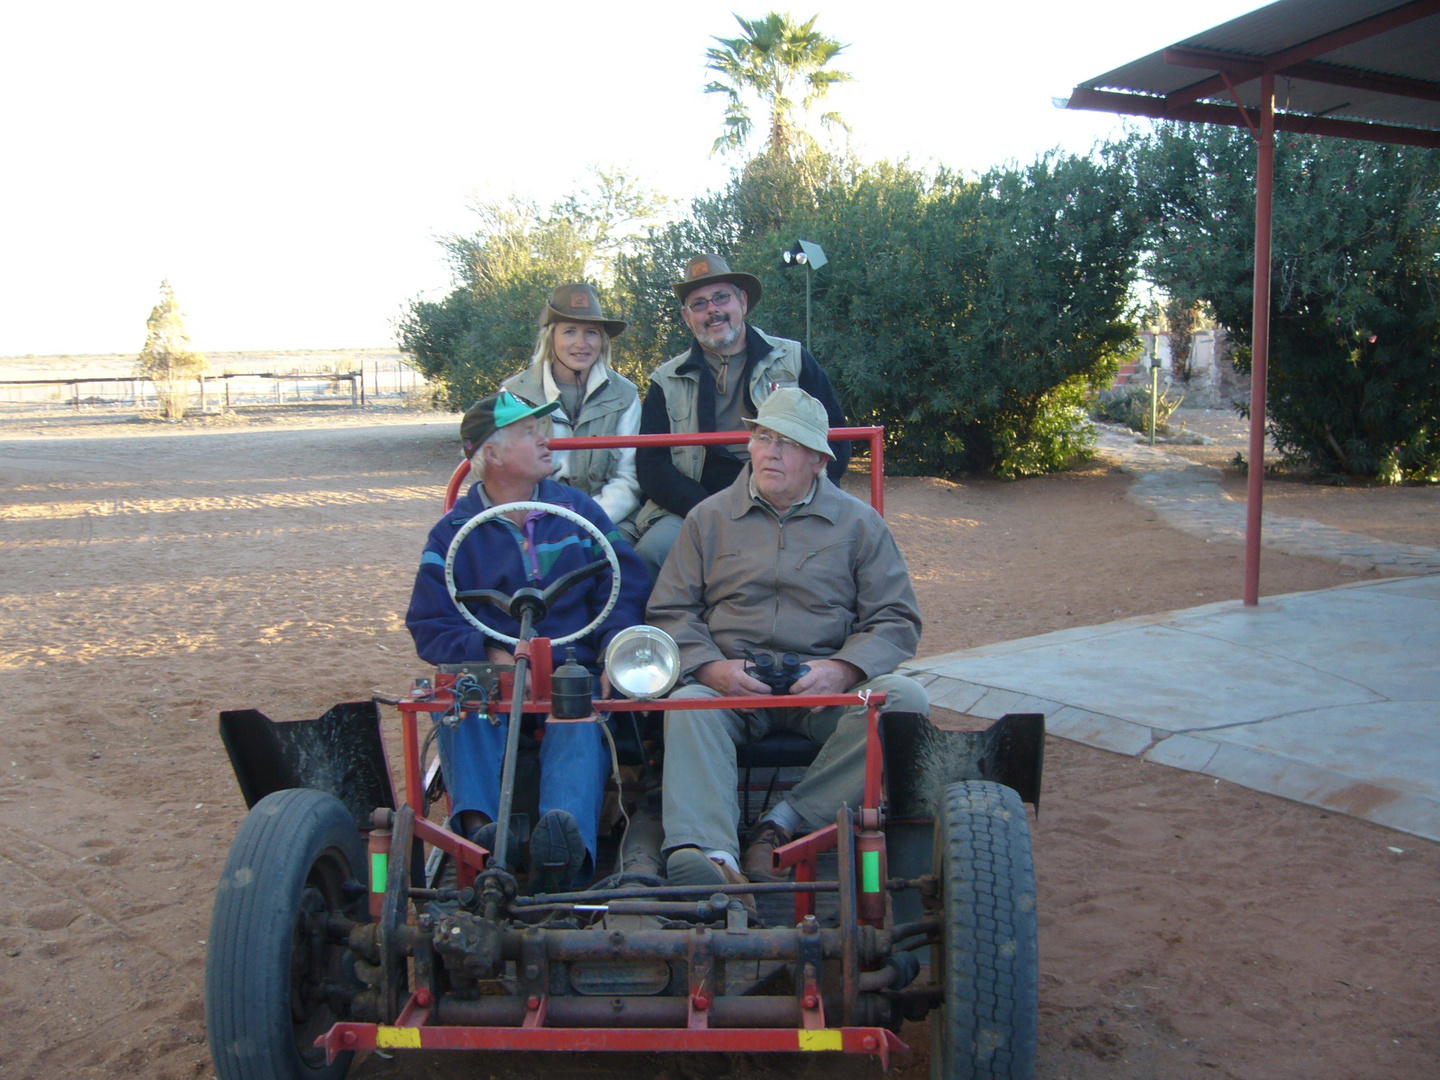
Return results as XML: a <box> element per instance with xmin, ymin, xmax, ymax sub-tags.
<box><xmin>645</xmin><ymin>388</ymin><xmax>929</xmax><ymax>891</ymax></box>
<box><xmin>632</xmin><ymin>253</ymin><xmax>851</xmax><ymax>580</ymax></box>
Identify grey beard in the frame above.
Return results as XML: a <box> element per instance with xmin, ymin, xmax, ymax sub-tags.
<box><xmin>696</xmin><ymin>318</ymin><xmax>743</xmax><ymax>353</ymax></box>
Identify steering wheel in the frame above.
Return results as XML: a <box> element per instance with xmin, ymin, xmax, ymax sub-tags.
<box><xmin>443</xmin><ymin>501</ymin><xmax>621</xmax><ymax>648</ymax></box>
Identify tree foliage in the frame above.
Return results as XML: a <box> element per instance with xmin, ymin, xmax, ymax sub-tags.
<box><xmin>704</xmin><ymin>12</ymin><xmax>853</xmax><ymax>157</ymax></box>
<box><xmin>769</xmin><ymin>153</ymin><xmax>1141</xmax><ymax>475</ymax></box>
<box><xmin>397</xmin><ymin>171</ymin><xmax>666</xmax><ymax>410</ymax></box>
<box><xmin>617</xmin><ymin>150</ymin><xmax>1142</xmax><ymax>476</ymax></box>
<box><xmin>1127</xmin><ymin>124</ymin><xmax>1440</xmax><ymax>480</ymax></box>
<box><xmin>135</xmin><ymin>280</ymin><xmax>206</xmax><ymax>420</ymax></box>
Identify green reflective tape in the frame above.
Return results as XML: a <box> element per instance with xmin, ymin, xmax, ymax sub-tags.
<box><xmin>861</xmin><ymin>849</ymin><xmax>880</xmax><ymax>893</ymax></box>
<box><xmin>371</xmin><ymin>852</ymin><xmax>387</xmax><ymax>893</ymax></box>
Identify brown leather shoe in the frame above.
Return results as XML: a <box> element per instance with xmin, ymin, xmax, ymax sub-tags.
<box><xmin>666</xmin><ymin>847</ymin><xmax>754</xmax><ymax>910</ymax></box>
<box><xmin>741</xmin><ymin>820</ymin><xmax>792</xmax><ymax>883</ymax></box>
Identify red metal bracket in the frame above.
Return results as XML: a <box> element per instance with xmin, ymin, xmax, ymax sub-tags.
<box><xmin>773</xmin><ymin>823</ymin><xmax>839</xmax><ymax>923</ymax></box>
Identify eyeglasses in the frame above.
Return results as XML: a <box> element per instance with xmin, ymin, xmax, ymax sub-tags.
<box><xmin>686</xmin><ymin>290</ymin><xmax>734</xmax><ymax>313</ymax></box>
<box><xmin>749</xmin><ymin>430</ymin><xmax>806</xmax><ymax>453</ymax></box>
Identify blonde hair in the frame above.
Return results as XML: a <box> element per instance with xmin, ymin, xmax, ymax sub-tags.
<box><xmin>531</xmin><ymin>321</ymin><xmax>613</xmax><ymax>374</ymax></box>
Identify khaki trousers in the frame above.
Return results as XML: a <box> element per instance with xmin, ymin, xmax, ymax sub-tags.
<box><xmin>660</xmin><ymin>673</ymin><xmax>930</xmax><ymax>861</ymax></box>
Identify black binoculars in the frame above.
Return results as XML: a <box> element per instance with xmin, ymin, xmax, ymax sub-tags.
<box><xmin>743</xmin><ymin>650</ymin><xmax>811</xmax><ymax>694</ymax></box>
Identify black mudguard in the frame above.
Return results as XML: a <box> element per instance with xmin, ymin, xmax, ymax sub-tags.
<box><xmin>218</xmin><ymin>701</ymin><xmax>398</xmax><ymax>832</ymax></box>
<box><xmin>883</xmin><ymin>712</ymin><xmax>1045</xmax><ymax>819</ymax></box>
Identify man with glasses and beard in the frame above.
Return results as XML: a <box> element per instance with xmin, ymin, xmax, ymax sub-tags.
<box><xmin>631</xmin><ymin>254</ymin><xmax>851</xmax><ymax>580</ymax></box>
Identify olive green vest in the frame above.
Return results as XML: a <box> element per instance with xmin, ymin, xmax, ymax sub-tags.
<box><xmin>503</xmin><ymin>363</ymin><xmax>640</xmax><ymax>498</ymax></box>
<box><xmin>635</xmin><ymin>327</ymin><xmax>804</xmax><ymax>533</ymax></box>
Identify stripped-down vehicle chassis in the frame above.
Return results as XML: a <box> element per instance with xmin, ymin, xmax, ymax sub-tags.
<box><xmin>205</xmin><ymin>427</ymin><xmax>1046</xmax><ymax>1080</ymax></box>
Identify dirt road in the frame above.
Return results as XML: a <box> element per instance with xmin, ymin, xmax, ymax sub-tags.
<box><xmin>0</xmin><ymin>408</ymin><xmax>1435</xmax><ymax>1079</ymax></box>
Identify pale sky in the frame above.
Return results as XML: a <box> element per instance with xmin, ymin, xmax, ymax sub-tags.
<box><xmin>0</xmin><ymin>0</ymin><xmax>1261</xmax><ymax>356</ymax></box>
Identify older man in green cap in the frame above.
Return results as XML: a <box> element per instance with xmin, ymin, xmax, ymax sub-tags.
<box><xmin>645</xmin><ymin>388</ymin><xmax>929</xmax><ymax>891</ymax></box>
<box><xmin>405</xmin><ymin>390</ymin><xmax>651</xmax><ymax>891</ymax></box>
<box><xmin>632</xmin><ymin>253</ymin><xmax>852</xmax><ymax>580</ymax></box>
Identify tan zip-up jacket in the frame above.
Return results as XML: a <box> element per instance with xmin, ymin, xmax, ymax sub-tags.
<box><xmin>645</xmin><ymin>465</ymin><xmax>921</xmax><ymax>682</ymax></box>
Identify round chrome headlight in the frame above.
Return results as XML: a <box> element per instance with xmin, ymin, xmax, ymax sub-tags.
<box><xmin>604</xmin><ymin>626</ymin><xmax>680</xmax><ymax>700</ymax></box>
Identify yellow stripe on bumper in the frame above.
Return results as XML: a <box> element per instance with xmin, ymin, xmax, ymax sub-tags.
<box><xmin>376</xmin><ymin>1026</ymin><xmax>422</xmax><ymax>1049</ymax></box>
<box><xmin>797</xmin><ymin>1030</ymin><xmax>843</xmax><ymax>1051</ymax></box>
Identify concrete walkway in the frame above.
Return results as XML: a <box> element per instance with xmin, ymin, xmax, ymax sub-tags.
<box><xmin>903</xmin><ymin>430</ymin><xmax>1440</xmax><ymax>843</ymax></box>
<box><xmin>1096</xmin><ymin>426</ymin><xmax>1440</xmax><ymax>575</ymax></box>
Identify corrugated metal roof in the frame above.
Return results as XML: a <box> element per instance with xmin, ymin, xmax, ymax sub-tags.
<box><xmin>1069</xmin><ymin>0</ymin><xmax>1440</xmax><ymax>138</ymax></box>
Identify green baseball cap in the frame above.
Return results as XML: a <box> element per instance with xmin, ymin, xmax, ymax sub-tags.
<box><xmin>460</xmin><ymin>390</ymin><xmax>560</xmax><ymax>459</ymax></box>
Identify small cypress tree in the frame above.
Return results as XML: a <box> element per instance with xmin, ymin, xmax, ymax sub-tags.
<box><xmin>135</xmin><ymin>281</ymin><xmax>206</xmax><ymax>419</ymax></box>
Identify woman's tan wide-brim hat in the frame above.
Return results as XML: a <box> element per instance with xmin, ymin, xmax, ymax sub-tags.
<box><xmin>670</xmin><ymin>253</ymin><xmax>762</xmax><ymax>308</ymax></box>
<box><xmin>539</xmin><ymin>282</ymin><xmax>627</xmax><ymax>337</ymax></box>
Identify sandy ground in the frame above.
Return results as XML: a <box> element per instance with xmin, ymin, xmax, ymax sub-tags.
<box><xmin>0</xmin><ymin>403</ymin><xmax>1436</xmax><ymax>1080</ymax></box>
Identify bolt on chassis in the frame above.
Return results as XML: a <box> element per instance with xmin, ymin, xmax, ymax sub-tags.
<box><xmin>205</xmin><ymin>427</ymin><xmax>1046</xmax><ymax>1080</ymax></box>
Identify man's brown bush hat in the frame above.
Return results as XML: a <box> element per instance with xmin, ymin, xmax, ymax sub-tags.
<box><xmin>539</xmin><ymin>282</ymin><xmax>627</xmax><ymax>337</ymax></box>
<box><xmin>671</xmin><ymin>254</ymin><xmax>763</xmax><ymax>308</ymax></box>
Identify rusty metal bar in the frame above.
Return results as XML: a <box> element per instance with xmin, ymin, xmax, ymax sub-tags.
<box><xmin>437</xmin><ymin>995</ymin><xmax>806</xmax><ymax>1028</ymax></box>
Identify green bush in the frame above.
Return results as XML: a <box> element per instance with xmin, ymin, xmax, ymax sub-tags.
<box><xmin>616</xmin><ymin>151</ymin><xmax>1141</xmax><ymax>477</ymax></box>
<box><xmin>1126</xmin><ymin>125</ymin><xmax>1440</xmax><ymax>480</ymax></box>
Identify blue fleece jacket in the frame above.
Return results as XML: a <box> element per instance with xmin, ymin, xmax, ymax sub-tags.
<box><xmin>406</xmin><ymin>477</ymin><xmax>651</xmax><ymax>667</ymax></box>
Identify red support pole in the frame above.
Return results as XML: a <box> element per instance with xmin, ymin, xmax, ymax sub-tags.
<box><xmin>1244</xmin><ymin>74</ymin><xmax>1275</xmax><ymax>606</ymax></box>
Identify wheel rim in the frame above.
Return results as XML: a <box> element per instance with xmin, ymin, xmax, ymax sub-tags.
<box><xmin>287</xmin><ymin>847</ymin><xmax>355</xmax><ymax>1067</ymax></box>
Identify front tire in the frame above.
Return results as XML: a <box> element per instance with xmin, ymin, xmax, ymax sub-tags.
<box><xmin>206</xmin><ymin>788</ymin><xmax>368</xmax><ymax>1080</ymax></box>
<box><xmin>930</xmin><ymin>781</ymin><xmax>1039</xmax><ymax>1080</ymax></box>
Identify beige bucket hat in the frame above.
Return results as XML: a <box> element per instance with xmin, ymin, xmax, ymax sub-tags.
<box><xmin>742</xmin><ymin>387</ymin><xmax>834</xmax><ymax>459</ymax></box>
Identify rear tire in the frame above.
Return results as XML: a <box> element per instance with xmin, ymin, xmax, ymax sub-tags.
<box><xmin>930</xmin><ymin>781</ymin><xmax>1038</xmax><ymax>1080</ymax></box>
<box><xmin>206</xmin><ymin>788</ymin><xmax>368</xmax><ymax>1080</ymax></box>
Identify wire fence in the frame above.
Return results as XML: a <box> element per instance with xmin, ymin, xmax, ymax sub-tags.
<box><xmin>0</xmin><ymin>358</ymin><xmax>429</xmax><ymax>415</ymax></box>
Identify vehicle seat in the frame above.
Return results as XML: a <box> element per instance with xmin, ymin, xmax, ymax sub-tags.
<box><xmin>737</xmin><ymin>731</ymin><xmax>820</xmax><ymax>769</ymax></box>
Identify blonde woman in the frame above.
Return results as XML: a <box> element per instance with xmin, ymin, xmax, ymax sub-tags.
<box><xmin>502</xmin><ymin>283</ymin><xmax>642</xmax><ymax>534</ymax></box>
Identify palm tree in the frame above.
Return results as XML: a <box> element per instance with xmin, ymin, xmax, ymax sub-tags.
<box><xmin>704</xmin><ymin>12</ymin><xmax>853</xmax><ymax>156</ymax></box>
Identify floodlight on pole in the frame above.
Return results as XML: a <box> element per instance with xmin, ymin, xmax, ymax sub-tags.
<box><xmin>780</xmin><ymin>240</ymin><xmax>828</xmax><ymax>352</ymax></box>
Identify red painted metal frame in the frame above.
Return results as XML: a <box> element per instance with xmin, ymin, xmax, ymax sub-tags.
<box><xmin>393</xmin><ymin>674</ymin><xmax>888</xmax><ymax>897</ymax></box>
<box><xmin>319</xmin><ymin>1020</ymin><xmax>906</xmax><ymax>1065</ymax></box>
<box><xmin>362</xmin><ymin>428</ymin><xmax>902</xmax><ymax>1062</ymax></box>
<box><xmin>443</xmin><ymin>427</ymin><xmax>887</xmax><ymax>515</ymax></box>
<box><xmin>375</xmin><ymin>668</ymin><xmax>894</xmax><ymax>1058</ymax></box>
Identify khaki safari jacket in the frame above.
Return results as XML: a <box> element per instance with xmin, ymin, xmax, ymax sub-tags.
<box><xmin>646</xmin><ymin>465</ymin><xmax>922</xmax><ymax>682</ymax></box>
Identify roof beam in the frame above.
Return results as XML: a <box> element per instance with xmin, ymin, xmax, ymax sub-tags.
<box><xmin>1162</xmin><ymin>0</ymin><xmax>1440</xmax><ymax>107</ymax></box>
<box><xmin>1167</xmin><ymin>52</ymin><xmax>1440</xmax><ymax>107</ymax></box>
<box><xmin>1066</xmin><ymin>86</ymin><xmax>1440</xmax><ymax>149</ymax></box>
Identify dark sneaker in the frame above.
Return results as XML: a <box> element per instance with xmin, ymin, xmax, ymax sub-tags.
<box><xmin>530</xmin><ymin>810</ymin><xmax>586</xmax><ymax>892</ymax></box>
<box><xmin>742</xmin><ymin>820</ymin><xmax>792</xmax><ymax>883</ymax></box>
<box><xmin>665</xmin><ymin>847</ymin><xmax>754</xmax><ymax>910</ymax></box>
<box><xmin>469</xmin><ymin>821</ymin><xmax>521</xmax><ymax>873</ymax></box>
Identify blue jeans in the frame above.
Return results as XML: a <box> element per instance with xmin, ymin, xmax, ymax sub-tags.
<box><xmin>435</xmin><ymin>710</ymin><xmax>609</xmax><ymax>867</ymax></box>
